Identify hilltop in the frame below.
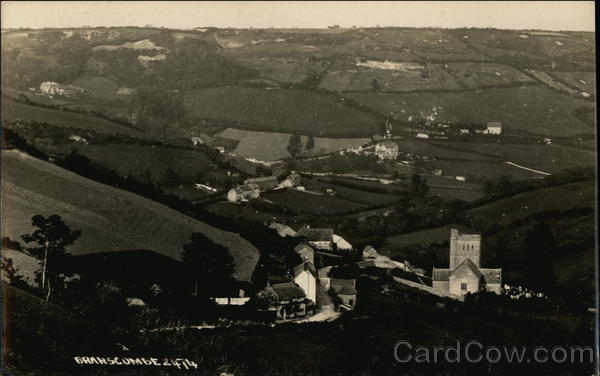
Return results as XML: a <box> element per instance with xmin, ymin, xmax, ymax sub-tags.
<box><xmin>1</xmin><ymin>150</ymin><xmax>260</xmax><ymax>281</ymax></box>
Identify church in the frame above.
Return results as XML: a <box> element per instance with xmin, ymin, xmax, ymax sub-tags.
<box><xmin>432</xmin><ymin>229</ymin><xmax>502</xmax><ymax>296</ymax></box>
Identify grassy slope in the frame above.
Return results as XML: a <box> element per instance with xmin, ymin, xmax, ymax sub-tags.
<box><xmin>381</xmin><ymin>181</ymin><xmax>595</xmax><ymax>294</ymax></box>
<box><xmin>0</xmin><ymin>150</ymin><xmax>259</xmax><ymax>281</ymax></box>
<box><xmin>1</xmin><ymin>100</ymin><xmax>146</xmax><ymax>138</ymax></box>
<box><xmin>183</xmin><ymin>87</ymin><xmax>380</xmax><ymax>137</ymax></box>
<box><xmin>344</xmin><ymin>85</ymin><xmax>594</xmax><ymax>137</ymax></box>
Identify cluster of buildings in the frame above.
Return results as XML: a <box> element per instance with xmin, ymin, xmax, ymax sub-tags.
<box><xmin>227</xmin><ymin>173</ymin><xmax>302</xmax><ymax>202</ymax></box>
<box><xmin>39</xmin><ymin>81</ymin><xmax>86</xmax><ymax>97</ymax></box>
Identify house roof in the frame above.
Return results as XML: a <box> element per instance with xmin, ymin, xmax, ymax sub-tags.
<box><xmin>487</xmin><ymin>121</ymin><xmax>502</xmax><ymax>128</ymax></box>
<box><xmin>270</xmin><ymin>282</ymin><xmax>306</xmax><ymax>301</ymax></box>
<box><xmin>357</xmin><ymin>260</ymin><xmax>376</xmax><ymax>269</ymax></box>
<box><xmin>292</xmin><ymin>261</ymin><xmax>317</xmax><ymax>278</ymax></box>
<box><xmin>296</xmin><ymin>228</ymin><xmax>333</xmax><ymax>242</ymax></box>
<box><xmin>331</xmin><ymin>278</ymin><xmax>357</xmax><ymax>295</ymax></box>
<box><xmin>294</xmin><ymin>243</ymin><xmax>313</xmax><ymax>254</ymax></box>
<box><xmin>450</xmin><ymin>258</ymin><xmax>482</xmax><ymax>279</ymax></box>
<box><xmin>377</xmin><ymin>141</ymin><xmax>398</xmax><ymax>149</ymax></box>
<box><xmin>245</xmin><ymin>176</ymin><xmax>278</xmax><ymax>184</ymax></box>
<box><xmin>480</xmin><ymin>268</ymin><xmax>502</xmax><ymax>284</ymax></box>
<box><xmin>432</xmin><ymin>268</ymin><xmax>452</xmax><ymax>281</ymax></box>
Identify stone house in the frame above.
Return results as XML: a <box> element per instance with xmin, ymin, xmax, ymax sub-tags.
<box><xmin>262</xmin><ymin>282</ymin><xmax>315</xmax><ymax>320</ymax></box>
<box><xmin>279</xmin><ymin>172</ymin><xmax>302</xmax><ymax>188</ymax></box>
<box><xmin>375</xmin><ymin>140</ymin><xmax>399</xmax><ymax>160</ymax></box>
<box><xmin>432</xmin><ymin>229</ymin><xmax>502</xmax><ymax>296</ymax></box>
<box><xmin>485</xmin><ymin>121</ymin><xmax>502</xmax><ymax>135</ymax></box>
<box><xmin>227</xmin><ymin>183</ymin><xmax>260</xmax><ymax>202</ymax></box>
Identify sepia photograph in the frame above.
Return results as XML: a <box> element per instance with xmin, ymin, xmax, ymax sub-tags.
<box><xmin>0</xmin><ymin>1</ymin><xmax>597</xmax><ymax>375</ymax></box>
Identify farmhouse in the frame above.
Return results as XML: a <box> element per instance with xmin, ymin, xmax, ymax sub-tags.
<box><xmin>138</xmin><ymin>54</ymin><xmax>167</xmax><ymax>67</ymax></box>
<box><xmin>244</xmin><ymin>176</ymin><xmax>279</xmax><ymax>191</ymax></box>
<box><xmin>280</xmin><ymin>172</ymin><xmax>302</xmax><ymax>188</ymax></box>
<box><xmin>485</xmin><ymin>121</ymin><xmax>502</xmax><ymax>135</ymax></box>
<box><xmin>227</xmin><ymin>183</ymin><xmax>260</xmax><ymax>202</ymax></box>
<box><xmin>39</xmin><ymin>81</ymin><xmax>85</xmax><ymax>97</ymax></box>
<box><xmin>375</xmin><ymin>140</ymin><xmax>399</xmax><ymax>160</ymax></box>
<box><xmin>346</xmin><ymin>145</ymin><xmax>363</xmax><ymax>154</ymax></box>
<box><xmin>296</xmin><ymin>227</ymin><xmax>334</xmax><ymax>250</ymax></box>
<box><xmin>432</xmin><ymin>229</ymin><xmax>502</xmax><ymax>296</ymax></box>
<box><xmin>261</xmin><ymin>282</ymin><xmax>315</xmax><ymax>320</ymax></box>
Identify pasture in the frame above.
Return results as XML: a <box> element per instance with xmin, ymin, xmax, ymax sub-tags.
<box><xmin>68</xmin><ymin>75</ymin><xmax>121</xmax><ymax>101</ymax></box>
<box><xmin>183</xmin><ymin>87</ymin><xmax>380</xmax><ymax>137</ymax></box>
<box><xmin>430</xmin><ymin>140</ymin><xmax>597</xmax><ymax>173</ymax></box>
<box><xmin>345</xmin><ymin>85</ymin><xmax>594</xmax><ymax>137</ymax></box>
<box><xmin>1</xmin><ymin>101</ymin><xmax>146</xmax><ymax>137</ymax></box>
<box><xmin>0</xmin><ymin>150</ymin><xmax>259</xmax><ymax>281</ymax></box>
<box><xmin>262</xmin><ymin>188</ymin><xmax>366</xmax><ymax>215</ymax></box>
<box><xmin>217</xmin><ymin>128</ymin><xmax>370</xmax><ymax>161</ymax></box>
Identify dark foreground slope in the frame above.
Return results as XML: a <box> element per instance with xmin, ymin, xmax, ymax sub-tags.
<box><xmin>0</xmin><ymin>150</ymin><xmax>259</xmax><ymax>281</ymax></box>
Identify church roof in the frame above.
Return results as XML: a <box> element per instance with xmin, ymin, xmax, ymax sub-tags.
<box><xmin>450</xmin><ymin>258</ymin><xmax>482</xmax><ymax>279</ymax></box>
<box><xmin>432</xmin><ymin>268</ymin><xmax>452</xmax><ymax>281</ymax></box>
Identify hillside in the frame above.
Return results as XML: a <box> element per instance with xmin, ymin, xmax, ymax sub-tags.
<box><xmin>0</xmin><ymin>150</ymin><xmax>259</xmax><ymax>281</ymax></box>
<box><xmin>380</xmin><ymin>181</ymin><xmax>596</xmax><ymax>298</ymax></box>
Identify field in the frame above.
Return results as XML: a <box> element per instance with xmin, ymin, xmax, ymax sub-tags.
<box><xmin>383</xmin><ymin>181</ymin><xmax>595</xmax><ymax>254</ymax></box>
<box><xmin>64</xmin><ymin>143</ymin><xmax>233</xmax><ymax>189</ymax></box>
<box><xmin>68</xmin><ymin>75</ymin><xmax>122</xmax><ymax>101</ymax></box>
<box><xmin>262</xmin><ymin>188</ymin><xmax>366</xmax><ymax>215</ymax></box>
<box><xmin>1</xmin><ymin>100</ymin><xmax>146</xmax><ymax>138</ymax></box>
<box><xmin>183</xmin><ymin>87</ymin><xmax>380</xmax><ymax>137</ymax></box>
<box><xmin>549</xmin><ymin>71</ymin><xmax>596</xmax><ymax>93</ymax></box>
<box><xmin>236</xmin><ymin>57</ymin><xmax>326</xmax><ymax>83</ymax></box>
<box><xmin>0</xmin><ymin>150</ymin><xmax>259</xmax><ymax>281</ymax></box>
<box><xmin>344</xmin><ymin>85</ymin><xmax>594</xmax><ymax>137</ymax></box>
<box><xmin>217</xmin><ymin>128</ymin><xmax>370</xmax><ymax>161</ymax></box>
<box><xmin>302</xmin><ymin>178</ymin><xmax>399</xmax><ymax>206</ymax></box>
<box><xmin>466</xmin><ymin>181</ymin><xmax>595</xmax><ymax>227</ymax></box>
<box><xmin>428</xmin><ymin>141</ymin><xmax>597</xmax><ymax>173</ymax></box>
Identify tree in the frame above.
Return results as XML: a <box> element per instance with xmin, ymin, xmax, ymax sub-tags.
<box><xmin>305</xmin><ymin>135</ymin><xmax>315</xmax><ymax>151</ymax></box>
<box><xmin>409</xmin><ymin>174</ymin><xmax>429</xmax><ymax>199</ymax></box>
<box><xmin>21</xmin><ymin>215</ymin><xmax>81</xmax><ymax>300</ymax></box>
<box><xmin>181</xmin><ymin>233</ymin><xmax>235</xmax><ymax>297</ymax></box>
<box><xmin>287</xmin><ymin>134</ymin><xmax>303</xmax><ymax>158</ymax></box>
<box><xmin>371</xmin><ymin>78</ymin><xmax>380</xmax><ymax>92</ymax></box>
<box><xmin>2</xmin><ymin>258</ymin><xmax>25</xmax><ymax>287</ymax></box>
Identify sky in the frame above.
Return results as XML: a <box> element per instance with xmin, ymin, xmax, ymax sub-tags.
<box><xmin>1</xmin><ymin>1</ymin><xmax>595</xmax><ymax>31</ymax></box>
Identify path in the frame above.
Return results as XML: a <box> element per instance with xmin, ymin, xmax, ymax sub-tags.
<box><xmin>504</xmin><ymin>161</ymin><xmax>551</xmax><ymax>176</ymax></box>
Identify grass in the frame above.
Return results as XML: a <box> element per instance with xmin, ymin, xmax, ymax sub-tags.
<box><xmin>262</xmin><ymin>188</ymin><xmax>366</xmax><ymax>215</ymax></box>
<box><xmin>68</xmin><ymin>75</ymin><xmax>121</xmax><ymax>100</ymax></box>
<box><xmin>344</xmin><ymin>85</ymin><xmax>594</xmax><ymax>137</ymax></box>
<box><xmin>1</xmin><ymin>150</ymin><xmax>259</xmax><ymax>281</ymax></box>
<box><xmin>63</xmin><ymin>143</ymin><xmax>234</xmax><ymax>189</ymax></box>
<box><xmin>217</xmin><ymin>128</ymin><xmax>370</xmax><ymax>161</ymax></box>
<box><xmin>466</xmin><ymin>181</ymin><xmax>595</xmax><ymax>227</ymax></box>
<box><xmin>183</xmin><ymin>87</ymin><xmax>380</xmax><ymax>137</ymax></box>
<box><xmin>1</xmin><ymin>100</ymin><xmax>146</xmax><ymax>137</ymax></box>
<box><xmin>429</xmin><ymin>140</ymin><xmax>597</xmax><ymax>173</ymax></box>
<box><xmin>302</xmin><ymin>178</ymin><xmax>399</xmax><ymax>206</ymax></box>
